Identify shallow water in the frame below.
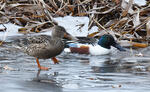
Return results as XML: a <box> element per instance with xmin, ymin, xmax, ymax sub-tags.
<box><xmin>0</xmin><ymin>44</ymin><xmax>150</xmax><ymax>92</ymax></box>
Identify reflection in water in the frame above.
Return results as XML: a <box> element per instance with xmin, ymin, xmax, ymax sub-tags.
<box><xmin>92</xmin><ymin>65</ymin><xmax>117</xmax><ymax>73</ymax></box>
<box><xmin>89</xmin><ymin>55</ymin><xmax>150</xmax><ymax>74</ymax></box>
<box><xmin>33</xmin><ymin>70</ymin><xmax>58</xmax><ymax>83</ymax></box>
<box><xmin>89</xmin><ymin>56</ymin><xmax>119</xmax><ymax>73</ymax></box>
<box><xmin>27</xmin><ymin>70</ymin><xmax>63</xmax><ymax>92</ymax></box>
<box><xmin>1</xmin><ymin>44</ymin><xmax>150</xmax><ymax>92</ymax></box>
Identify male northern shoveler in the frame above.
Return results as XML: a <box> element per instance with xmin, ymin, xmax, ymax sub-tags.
<box><xmin>15</xmin><ymin>25</ymin><xmax>77</xmax><ymax>70</ymax></box>
<box><xmin>64</xmin><ymin>34</ymin><xmax>126</xmax><ymax>55</ymax></box>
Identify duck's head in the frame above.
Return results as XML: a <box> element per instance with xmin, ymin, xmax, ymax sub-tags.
<box><xmin>98</xmin><ymin>34</ymin><xmax>126</xmax><ymax>51</ymax></box>
<box><xmin>52</xmin><ymin>25</ymin><xmax>78</xmax><ymax>41</ymax></box>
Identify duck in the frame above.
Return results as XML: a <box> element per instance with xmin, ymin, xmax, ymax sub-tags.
<box><xmin>64</xmin><ymin>34</ymin><xmax>126</xmax><ymax>55</ymax></box>
<box><xmin>15</xmin><ymin>25</ymin><xmax>77</xmax><ymax>70</ymax></box>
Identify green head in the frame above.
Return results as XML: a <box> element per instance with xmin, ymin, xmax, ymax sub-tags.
<box><xmin>98</xmin><ymin>34</ymin><xmax>126</xmax><ymax>51</ymax></box>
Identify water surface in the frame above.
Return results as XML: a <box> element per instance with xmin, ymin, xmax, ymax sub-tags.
<box><xmin>0</xmin><ymin>44</ymin><xmax>150</xmax><ymax>92</ymax></box>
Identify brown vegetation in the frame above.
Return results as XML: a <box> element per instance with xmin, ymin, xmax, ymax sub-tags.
<box><xmin>0</xmin><ymin>0</ymin><xmax>150</xmax><ymax>47</ymax></box>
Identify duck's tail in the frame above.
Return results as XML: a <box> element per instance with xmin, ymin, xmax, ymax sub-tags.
<box><xmin>5</xmin><ymin>36</ymin><xmax>29</xmax><ymax>50</ymax></box>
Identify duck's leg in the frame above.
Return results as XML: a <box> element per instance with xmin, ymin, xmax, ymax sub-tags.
<box><xmin>51</xmin><ymin>57</ymin><xmax>59</xmax><ymax>64</ymax></box>
<box><xmin>36</xmin><ymin>58</ymin><xmax>49</xmax><ymax>70</ymax></box>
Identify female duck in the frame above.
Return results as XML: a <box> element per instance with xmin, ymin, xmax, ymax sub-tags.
<box><xmin>64</xmin><ymin>34</ymin><xmax>126</xmax><ymax>55</ymax></box>
<box><xmin>16</xmin><ymin>25</ymin><xmax>77</xmax><ymax>70</ymax></box>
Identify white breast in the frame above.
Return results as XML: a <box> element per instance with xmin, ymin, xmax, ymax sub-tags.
<box><xmin>89</xmin><ymin>45</ymin><xmax>111</xmax><ymax>55</ymax></box>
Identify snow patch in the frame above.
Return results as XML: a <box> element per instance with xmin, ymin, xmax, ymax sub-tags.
<box><xmin>54</xmin><ymin>16</ymin><xmax>89</xmax><ymax>37</ymax></box>
<box><xmin>0</xmin><ymin>23</ymin><xmax>22</xmax><ymax>41</ymax></box>
<box><xmin>125</xmin><ymin>0</ymin><xmax>146</xmax><ymax>6</ymax></box>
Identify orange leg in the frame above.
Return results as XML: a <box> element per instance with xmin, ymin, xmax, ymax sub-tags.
<box><xmin>51</xmin><ymin>57</ymin><xmax>59</xmax><ymax>64</ymax></box>
<box><xmin>36</xmin><ymin>58</ymin><xmax>49</xmax><ymax>70</ymax></box>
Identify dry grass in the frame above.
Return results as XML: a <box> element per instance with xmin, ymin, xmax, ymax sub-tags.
<box><xmin>0</xmin><ymin>0</ymin><xmax>150</xmax><ymax>47</ymax></box>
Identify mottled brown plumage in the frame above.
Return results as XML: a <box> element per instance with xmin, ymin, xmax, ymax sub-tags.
<box><xmin>16</xmin><ymin>25</ymin><xmax>76</xmax><ymax>70</ymax></box>
<box><xmin>22</xmin><ymin>35</ymin><xmax>64</xmax><ymax>59</ymax></box>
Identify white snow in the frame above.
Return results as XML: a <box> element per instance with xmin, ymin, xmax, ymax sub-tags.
<box><xmin>88</xmin><ymin>26</ymin><xmax>99</xmax><ymax>34</ymax></box>
<box><xmin>125</xmin><ymin>0</ymin><xmax>146</xmax><ymax>6</ymax></box>
<box><xmin>0</xmin><ymin>16</ymin><xmax>99</xmax><ymax>41</ymax></box>
<box><xmin>0</xmin><ymin>0</ymin><xmax>146</xmax><ymax>41</ymax></box>
<box><xmin>54</xmin><ymin>16</ymin><xmax>89</xmax><ymax>37</ymax></box>
<box><xmin>134</xmin><ymin>0</ymin><xmax>146</xmax><ymax>6</ymax></box>
<box><xmin>0</xmin><ymin>23</ymin><xmax>22</xmax><ymax>41</ymax></box>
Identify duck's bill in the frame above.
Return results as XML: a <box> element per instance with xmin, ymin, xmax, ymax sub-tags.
<box><xmin>64</xmin><ymin>33</ymin><xmax>78</xmax><ymax>41</ymax></box>
<box><xmin>113</xmin><ymin>43</ymin><xmax>126</xmax><ymax>51</ymax></box>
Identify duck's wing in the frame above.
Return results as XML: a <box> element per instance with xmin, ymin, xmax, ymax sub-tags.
<box><xmin>89</xmin><ymin>38</ymin><xmax>97</xmax><ymax>46</ymax></box>
<box><xmin>77</xmin><ymin>37</ymin><xmax>97</xmax><ymax>46</ymax></box>
<box><xmin>14</xmin><ymin>35</ymin><xmax>52</xmax><ymax>47</ymax></box>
